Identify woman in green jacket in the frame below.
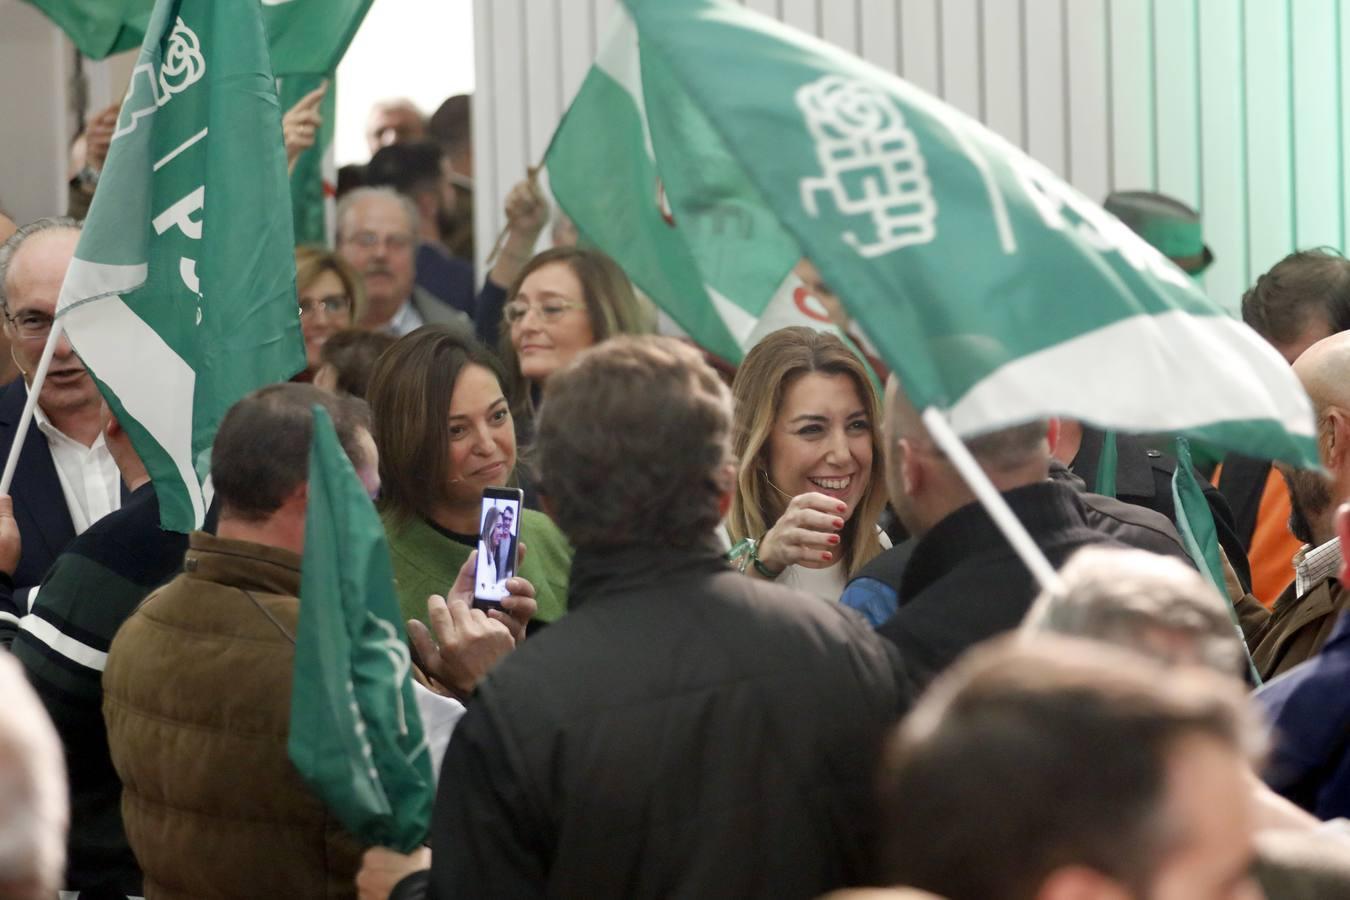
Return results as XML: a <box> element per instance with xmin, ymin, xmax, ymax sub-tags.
<box><xmin>367</xmin><ymin>325</ymin><xmax>572</xmax><ymax>628</ymax></box>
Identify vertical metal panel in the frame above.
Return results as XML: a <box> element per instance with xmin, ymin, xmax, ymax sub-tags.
<box><xmin>743</xmin><ymin>0</ymin><xmax>780</xmax><ymax>19</ymax></box>
<box><xmin>524</xmin><ymin>0</ymin><xmax>561</xmax><ymax>167</ymax></box>
<box><xmin>1341</xmin><ymin>0</ymin><xmax>1350</xmax><ymax>255</ymax></box>
<box><xmin>1290</xmin><ymin>0</ymin><xmax>1341</xmax><ymax>251</ymax></box>
<box><xmin>820</xmin><ymin>0</ymin><xmax>859</xmax><ymax>54</ymax></box>
<box><xmin>1065</xmin><ymin>0</ymin><xmax>1111</xmax><ymax>200</ymax></box>
<box><xmin>982</xmin><ymin>0</ymin><xmax>1025</xmax><ymax>147</ymax></box>
<box><xmin>941</xmin><ymin>0</ymin><xmax>982</xmax><ymax>117</ymax></box>
<box><xmin>780</xmin><ymin>0</ymin><xmax>817</xmax><ymax>33</ymax></box>
<box><xmin>592</xmin><ymin>0</ymin><xmax>618</xmax><ymax>56</ymax></box>
<box><xmin>559</xmin><ymin>0</ymin><xmax>594</xmax><ymax>110</ymax></box>
<box><xmin>1108</xmin><ymin>0</ymin><xmax>1155</xmax><ymax>189</ymax></box>
<box><xmin>857</xmin><ymin>0</ymin><xmax>900</xmax><ymax>72</ymax></box>
<box><xmin>1243</xmin><ymin>0</ymin><xmax>1294</xmax><ymax>277</ymax></box>
<box><xmin>472</xmin><ymin>0</ymin><xmax>499</xmax><ymax>277</ymax></box>
<box><xmin>1024</xmin><ymin>0</ymin><xmax>1066</xmax><ymax>175</ymax></box>
<box><xmin>898</xmin><ymin>0</ymin><xmax>941</xmax><ymax>96</ymax></box>
<box><xmin>1197</xmin><ymin>0</ymin><xmax>1249</xmax><ymax>309</ymax></box>
<box><xmin>1153</xmin><ymin>0</ymin><xmax>1199</xmax><ymax>208</ymax></box>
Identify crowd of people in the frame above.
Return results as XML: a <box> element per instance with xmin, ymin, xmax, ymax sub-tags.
<box><xmin>1</xmin><ymin>85</ymin><xmax>1349</xmax><ymax>900</ymax></box>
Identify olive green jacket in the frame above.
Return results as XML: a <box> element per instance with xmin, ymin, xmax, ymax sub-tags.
<box><xmin>384</xmin><ymin>509</ymin><xmax>572</xmax><ymax>627</ymax></box>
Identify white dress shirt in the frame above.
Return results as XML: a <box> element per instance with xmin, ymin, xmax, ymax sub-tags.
<box><xmin>32</xmin><ymin>404</ymin><xmax>121</xmax><ymax>534</ymax></box>
<box><xmin>383</xmin><ymin>299</ymin><xmax>426</xmax><ymax>337</ymax></box>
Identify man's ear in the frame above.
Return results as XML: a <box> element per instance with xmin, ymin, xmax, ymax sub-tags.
<box><xmin>1326</xmin><ymin>408</ymin><xmax>1350</xmax><ymax>472</ymax></box>
<box><xmin>1046</xmin><ymin>417</ymin><xmax>1061</xmax><ymax>457</ymax></box>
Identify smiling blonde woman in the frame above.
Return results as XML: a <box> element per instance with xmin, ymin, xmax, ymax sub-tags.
<box><xmin>727</xmin><ymin>327</ymin><xmax>888</xmax><ymax>602</ymax></box>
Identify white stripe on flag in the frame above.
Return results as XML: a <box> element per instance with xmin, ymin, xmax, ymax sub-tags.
<box><xmin>60</xmin><ymin>259</ymin><xmax>206</xmax><ymax>527</ymax></box>
<box><xmin>947</xmin><ymin>311</ymin><xmax>1317</xmax><ymax>440</ymax></box>
<box><xmin>593</xmin><ymin>3</ymin><xmax>655</xmax><ymax>162</ymax></box>
<box><xmin>20</xmin><ymin>614</ymin><xmax>109</xmax><ymax>671</ymax></box>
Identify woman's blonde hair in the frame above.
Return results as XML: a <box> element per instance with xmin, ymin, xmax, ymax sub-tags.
<box><xmin>295</xmin><ymin>244</ymin><xmax>366</xmax><ymax>324</ymax></box>
<box><xmin>728</xmin><ymin>327</ymin><xmax>886</xmax><ymax>577</ymax></box>
<box><xmin>498</xmin><ymin>246</ymin><xmax>654</xmax><ymax>417</ymax></box>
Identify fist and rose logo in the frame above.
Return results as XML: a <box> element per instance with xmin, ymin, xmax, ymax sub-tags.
<box><xmin>158</xmin><ymin>17</ymin><xmax>206</xmax><ymax>100</ymax></box>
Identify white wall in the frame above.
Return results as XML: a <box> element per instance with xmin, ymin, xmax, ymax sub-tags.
<box><xmin>0</xmin><ymin>0</ymin><xmax>73</xmax><ymax>222</ymax></box>
<box><xmin>471</xmin><ymin>0</ymin><xmax>1350</xmax><ymax>314</ymax></box>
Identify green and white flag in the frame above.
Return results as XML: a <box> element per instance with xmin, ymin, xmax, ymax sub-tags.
<box><xmin>549</xmin><ymin>0</ymin><xmax>1317</xmax><ymax>467</ymax></box>
<box><xmin>289</xmin><ymin>405</ymin><xmax>433</xmax><ymax>852</ymax></box>
<box><xmin>25</xmin><ymin>0</ymin><xmax>371</xmax><ymax>69</ymax></box>
<box><xmin>56</xmin><ymin>0</ymin><xmax>307</xmax><ymax>532</ymax></box>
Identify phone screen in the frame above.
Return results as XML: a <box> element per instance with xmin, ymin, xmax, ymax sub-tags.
<box><xmin>474</xmin><ymin>489</ymin><xmax>523</xmax><ymax>607</ymax></box>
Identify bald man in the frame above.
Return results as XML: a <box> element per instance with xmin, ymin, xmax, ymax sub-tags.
<box><xmin>366</xmin><ymin>98</ymin><xmax>425</xmax><ymax>157</ymax></box>
<box><xmin>1242</xmin><ymin>331</ymin><xmax>1350</xmax><ymax>679</ymax></box>
<box><xmin>842</xmin><ymin>375</ymin><xmax>1187</xmax><ymax>692</ymax></box>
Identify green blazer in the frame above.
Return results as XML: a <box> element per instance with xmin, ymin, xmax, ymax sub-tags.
<box><xmin>383</xmin><ymin>509</ymin><xmax>572</xmax><ymax>627</ymax></box>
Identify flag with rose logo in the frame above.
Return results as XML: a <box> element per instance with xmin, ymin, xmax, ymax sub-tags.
<box><xmin>54</xmin><ymin>0</ymin><xmax>306</xmax><ymax>532</ymax></box>
<box><xmin>545</xmin><ymin>0</ymin><xmax>1317</xmax><ymax>467</ymax></box>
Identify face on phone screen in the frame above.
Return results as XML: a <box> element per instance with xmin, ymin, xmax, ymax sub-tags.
<box><xmin>475</xmin><ymin>496</ymin><xmax>521</xmax><ymax>604</ymax></box>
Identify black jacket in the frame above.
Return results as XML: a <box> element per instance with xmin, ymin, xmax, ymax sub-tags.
<box><xmin>1070</xmin><ymin>427</ymin><xmax>1252</xmax><ymax>591</ymax></box>
<box><xmin>874</xmin><ymin>481</ymin><xmax>1133</xmax><ymax>691</ymax></box>
<box><xmin>396</xmin><ymin>542</ymin><xmax>903</xmax><ymax>900</ymax></box>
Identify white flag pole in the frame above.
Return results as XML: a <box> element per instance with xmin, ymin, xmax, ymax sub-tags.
<box><xmin>920</xmin><ymin>406</ymin><xmax>1064</xmax><ymax>594</ymax></box>
<box><xmin>0</xmin><ymin>320</ymin><xmax>66</xmax><ymax>494</ymax></box>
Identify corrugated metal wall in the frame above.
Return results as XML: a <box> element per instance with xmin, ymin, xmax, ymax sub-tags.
<box><xmin>472</xmin><ymin>0</ymin><xmax>1350</xmax><ymax>313</ymax></box>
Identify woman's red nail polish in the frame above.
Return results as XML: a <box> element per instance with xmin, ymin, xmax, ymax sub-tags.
<box><xmin>828</xmin><ymin>534</ymin><xmax>841</xmax><ymax>544</ymax></box>
<box><xmin>822</xmin><ymin>551</ymin><xmax>833</xmax><ymax>561</ymax></box>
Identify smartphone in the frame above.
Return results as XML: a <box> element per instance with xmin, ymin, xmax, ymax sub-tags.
<box><xmin>473</xmin><ymin>487</ymin><xmax>524</xmax><ymax>611</ymax></box>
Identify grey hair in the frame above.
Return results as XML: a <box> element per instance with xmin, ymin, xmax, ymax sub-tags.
<box><xmin>0</xmin><ymin>653</ymin><xmax>68</xmax><ymax>896</ymax></box>
<box><xmin>1023</xmin><ymin>546</ymin><xmax>1246</xmax><ymax>677</ymax></box>
<box><xmin>334</xmin><ymin>187</ymin><xmax>418</xmax><ymax>245</ymax></box>
<box><xmin>0</xmin><ymin>216</ymin><xmax>82</xmax><ymax>311</ymax></box>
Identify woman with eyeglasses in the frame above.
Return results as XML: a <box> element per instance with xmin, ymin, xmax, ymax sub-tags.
<box><xmin>294</xmin><ymin>245</ymin><xmax>364</xmax><ymax>380</ymax></box>
<box><xmin>498</xmin><ymin>247</ymin><xmax>654</xmax><ymax>441</ymax></box>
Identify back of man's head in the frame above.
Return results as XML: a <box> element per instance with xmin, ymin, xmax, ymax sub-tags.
<box><xmin>210</xmin><ymin>383</ymin><xmax>370</xmax><ymax>522</ymax></box>
<box><xmin>535</xmin><ymin>335</ymin><xmax>733</xmax><ymax>550</ymax></box>
<box><xmin>0</xmin><ymin>654</ymin><xmax>66</xmax><ymax>900</ymax></box>
<box><xmin>1024</xmin><ymin>547</ymin><xmax>1245</xmax><ymax>676</ymax></box>
<box><xmin>884</xmin><ymin>374</ymin><xmax>1049</xmax><ymax>534</ymax></box>
<box><xmin>365</xmin><ymin>141</ymin><xmax>443</xmax><ymax>201</ymax></box>
<box><xmin>1242</xmin><ymin>248</ymin><xmax>1350</xmax><ymax>361</ymax></box>
<box><xmin>878</xmin><ymin>637</ymin><xmax>1261</xmax><ymax>900</ymax></box>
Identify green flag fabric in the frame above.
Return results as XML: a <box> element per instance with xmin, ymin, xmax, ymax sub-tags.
<box><xmin>25</xmin><ymin>0</ymin><xmax>372</xmax><ymax>71</ymax></box>
<box><xmin>23</xmin><ymin>0</ymin><xmax>150</xmax><ymax>59</ymax></box>
<box><xmin>289</xmin><ymin>406</ymin><xmax>433</xmax><ymax>852</ymax></box>
<box><xmin>281</xmin><ymin>73</ymin><xmax>338</xmax><ymax>245</ymax></box>
<box><xmin>56</xmin><ymin>0</ymin><xmax>306</xmax><ymax>532</ymax></box>
<box><xmin>550</xmin><ymin>0</ymin><xmax>1317</xmax><ymax>467</ymax></box>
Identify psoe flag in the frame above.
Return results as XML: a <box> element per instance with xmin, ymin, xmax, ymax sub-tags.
<box><xmin>289</xmin><ymin>406</ymin><xmax>433</xmax><ymax>852</ymax></box>
<box><xmin>56</xmin><ymin>0</ymin><xmax>307</xmax><ymax>533</ymax></box>
<box><xmin>553</xmin><ymin>0</ymin><xmax>1317</xmax><ymax>468</ymax></box>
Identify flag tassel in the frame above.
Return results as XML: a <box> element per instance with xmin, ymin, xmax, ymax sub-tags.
<box><xmin>921</xmin><ymin>407</ymin><xmax>1063</xmax><ymax>594</ymax></box>
<box><xmin>0</xmin><ymin>319</ymin><xmax>67</xmax><ymax>495</ymax></box>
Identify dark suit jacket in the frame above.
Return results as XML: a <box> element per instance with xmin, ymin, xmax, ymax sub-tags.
<box><xmin>0</xmin><ymin>378</ymin><xmax>78</xmax><ymax>593</ymax></box>
<box><xmin>1070</xmin><ymin>427</ymin><xmax>1252</xmax><ymax>592</ymax></box>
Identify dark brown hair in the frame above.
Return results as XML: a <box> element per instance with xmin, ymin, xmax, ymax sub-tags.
<box><xmin>1242</xmin><ymin>248</ymin><xmax>1350</xmax><ymax>343</ymax></box>
<box><xmin>318</xmin><ymin>329</ymin><xmax>397</xmax><ymax>399</ymax></box>
<box><xmin>878</xmin><ymin>637</ymin><xmax>1260</xmax><ymax>900</ymax></box>
<box><xmin>366</xmin><ymin>325</ymin><xmax>509</xmax><ymax>525</ymax></box>
<box><xmin>211</xmin><ymin>383</ymin><xmax>370</xmax><ymax>522</ymax></box>
<box><xmin>535</xmin><ymin>336</ymin><xmax>732</xmax><ymax>549</ymax></box>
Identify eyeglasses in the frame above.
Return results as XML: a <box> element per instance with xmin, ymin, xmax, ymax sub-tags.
<box><xmin>4</xmin><ymin>311</ymin><xmax>54</xmax><ymax>342</ymax></box>
<box><xmin>344</xmin><ymin>231</ymin><xmax>414</xmax><ymax>252</ymax></box>
<box><xmin>299</xmin><ymin>294</ymin><xmax>353</xmax><ymax>318</ymax></box>
<box><xmin>503</xmin><ymin>298</ymin><xmax>584</xmax><ymax>325</ymax></box>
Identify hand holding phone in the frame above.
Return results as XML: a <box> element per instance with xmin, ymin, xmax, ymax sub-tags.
<box><xmin>474</xmin><ymin>487</ymin><xmax>524</xmax><ymax>611</ymax></box>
